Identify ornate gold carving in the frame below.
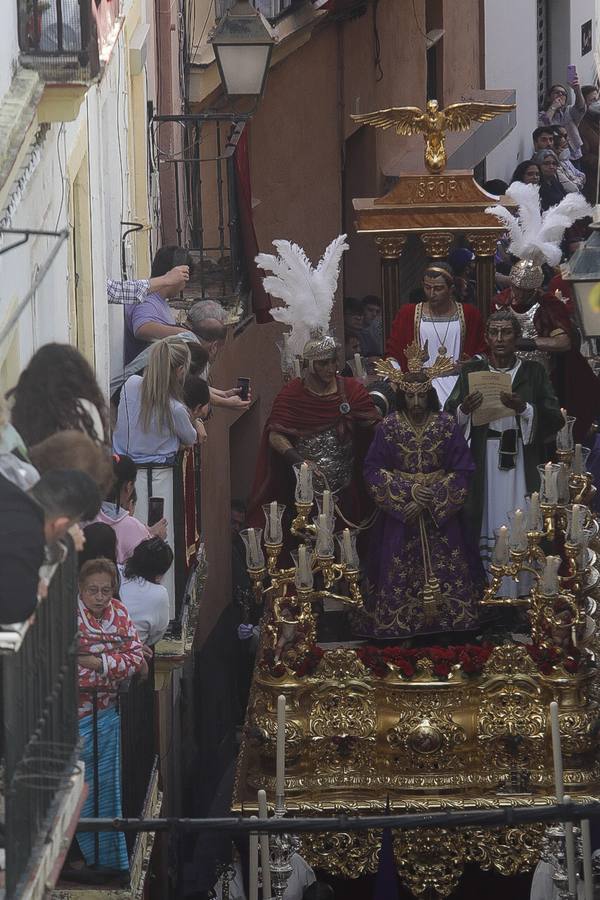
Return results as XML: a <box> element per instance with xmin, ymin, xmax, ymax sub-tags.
<box><xmin>351</xmin><ymin>99</ymin><xmax>515</xmax><ymax>174</ymax></box>
<box><xmin>309</xmin><ymin>684</ymin><xmax>376</xmax><ymax>738</ymax></box>
<box><xmin>374</xmin><ymin>235</ymin><xmax>407</xmax><ymax>259</ymax></box>
<box><xmin>300</xmin><ymin>829</ymin><xmax>382</xmax><ymax>878</ymax></box>
<box><xmin>315</xmin><ymin>648</ymin><xmax>368</xmax><ymax>680</ymax></box>
<box><xmin>465</xmin><ymin>231</ymin><xmax>500</xmax><ymax>255</ymax></box>
<box><xmin>483</xmin><ymin>643</ymin><xmax>539</xmax><ymax>677</ymax></box>
<box><xmin>420</xmin><ymin>232</ymin><xmax>454</xmax><ymax>257</ymax></box>
<box><xmin>468</xmin><ymin>825</ymin><xmax>545</xmax><ymax>877</ymax></box>
<box><xmin>478</xmin><ymin>684</ymin><xmax>545</xmax><ymax>740</ymax></box>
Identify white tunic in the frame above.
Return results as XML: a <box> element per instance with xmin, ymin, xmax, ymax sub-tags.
<box><xmin>419</xmin><ymin>316</ymin><xmax>461</xmax><ymax>407</ymax></box>
<box><xmin>457</xmin><ymin>360</ymin><xmax>534</xmax><ymax>597</ymax></box>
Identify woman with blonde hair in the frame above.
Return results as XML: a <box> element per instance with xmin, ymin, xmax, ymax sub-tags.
<box><xmin>113</xmin><ymin>338</ymin><xmax>198</xmax><ymax>463</ymax></box>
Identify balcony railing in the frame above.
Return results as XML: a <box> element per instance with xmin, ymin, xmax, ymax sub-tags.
<box><xmin>2</xmin><ymin>547</ymin><xmax>80</xmax><ymax>899</ymax></box>
<box><xmin>152</xmin><ymin>115</ymin><xmax>250</xmax><ymax>321</ymax></box>
<box><xmin>215</xmin><ymin>0</ymin><xmax>301</xmax><ymax>21</ymax></box>
<box><xmin>17</xmin><ymin>0</ymin><xmax>121</xmax><ymax>82</ymax></box>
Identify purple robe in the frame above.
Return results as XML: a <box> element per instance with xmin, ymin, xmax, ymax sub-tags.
<box><xmin>358</xmin><ymin>411</ymin><xmax>481</xmax><ymax>639</ymax></box>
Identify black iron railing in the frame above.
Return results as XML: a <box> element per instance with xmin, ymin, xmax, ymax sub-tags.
<box><xmin>3</xmin><ymin>548</ymin><xmax>79</xmax><ymax>899</ymax></box>
<box><xmin>151</xmin><ymin>115</ymin><xmax>249</xmax><ymax>318</ymax></box>
<box><xmin>17</xmin><ymin>0</ymin><xmax>121</xmax><ymax>81</ymax></box>
<box><xmin>119</xmin><ymin>658</ymin><xmax>157</xmax><ymax>852</ymax></box>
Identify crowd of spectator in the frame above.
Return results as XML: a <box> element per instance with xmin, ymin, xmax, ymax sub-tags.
<box><xmin>0</xmin><ymin>260</ymin><xmax>248</xmax><ymax>882</ymax></box>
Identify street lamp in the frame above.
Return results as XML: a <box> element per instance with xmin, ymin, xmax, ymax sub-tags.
<box><xmin>564</xmin><ymin>222</ymin><xmax>600</xmax><ymax>338</ymax></box>
<box><xmin>209</xmin><ymin>1</ymin><xmax>276</xmax><ymax>98</ymax></box>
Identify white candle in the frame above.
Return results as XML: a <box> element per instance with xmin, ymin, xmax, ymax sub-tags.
<box><xmin>317</xmin><ymin>513</ymin><xmax>331</xmax><ymax>556</ymax></box>
<box><xmin>581</xmin><ymin>819</ymin><xmax>594</xmax><ymax>900</ymax></box>
<box><xmin>248</xmin><ymin>528</ymin><xmax>261</xmax><ymax>566</ymax></box>
<box><xmin>293</xmin><ymin>358</ymin><xmax>301</xmax><ymax>379</ymax></box>
<box><xmin>550</xmin><ymin>701</ymin><xmax>565</xmax><ymax>802</ymax></box>
<box><xmin>510</xmin><ymin>509</ymin><xmax>527</xmax><ymax>550</ymax></box>
<box><xmin>298</xmin><ymin>544</ymin><xmax>308</xmax><ymax>581</ymax></box>
<box><xmin>564</xmin><ymin>795</ymin><xmax>577</xmax><ymax>897</ymax></box>
<box><xmin>494</xmin><ymin>525</ymin><xmax>509</xmax><ymax>565</ymax></box>
<box><xmin>276</xmin><ymin>694</ymin><xmax>286</xmax><ymax>800</ymax></box>
<box><xmin>299</xmin><ymin>462</ymin><xmax>312</xmax><ymax>502</ymax></box>
<box><xmin>528</xmin><ymin>492</ymin><xmax>541</xmax><ymax>531</ymax></box>
<box><xmin>342</xmin><ymin>528</ymin><xmax>353</xmax><ymax>565</ymax></box>
<box><xmin>257</xmin><ymin>790</ymin><xmax>271</xmax><ymax>898</ymax></box>
<box><xmin>571</xmin><ymin>504</ymin><xmax>586</xmax><ymax>545</ymax></box>
<box><xmin>249</xmin><ymin>816</ymin><xmax>259</xmax><ymax>900</ymax></box>
<box><xmin>574</xmin><ymin>443</ymin><xmax>584</xmax><ymax>474</ymax></box>
<box><xmin>269</xmin><ymin>501</ymin><xmax>278</xmax><ymax>540</ymax></box>
<box><xmin>323</xmin><ymin>490</ymin><xmax>332</xmax><ymax>520</ymax></box>
<box><xmin>542</xmin><ymin>556</ymin><xmax>561</xmax><ymax>595</ymax></box>
<box><xmin>354</xmin><ymin>352</ymin><xmax>364</xmax><ymax>378</ymax></box>
<box><xmin>544</xmin><ymin>462</ymin><xmax>557</xmax><ymax>503</ymax></box>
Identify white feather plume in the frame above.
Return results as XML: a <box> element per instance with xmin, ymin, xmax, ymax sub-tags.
<box><xmin>485</xmin><ymin>182</ymin><xmax>592</xmax><ymax>267</ymax></box>
<box><xmin>255</xmin><ymin>234</ymin><xmax>349</xmax><ymax>356</ymax></box>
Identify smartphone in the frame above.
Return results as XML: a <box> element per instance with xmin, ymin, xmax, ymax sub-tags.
<box><xmin>148</xmin><ymin>497</ymin><xmax>164</xmax><ymax>528</ymax></box>
<box><xmin>237</xmin><ymin>377</ymin><xmax>250</xmax><ymax>402</ymax></box>
<box><xmin>567</xmin><ymin>64</ymin><xmax>577</xmax><ymax>85</ymax></box>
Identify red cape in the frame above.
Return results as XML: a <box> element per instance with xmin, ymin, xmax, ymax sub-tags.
<box><xmin>385</xmin><ymin>302</ymin><xmax>486</xmax><ymax>368</ymax></box>
<box><xmin>248</xmin><ymin>376</ymin><xmax>380</xmax><ymax>527</ymax></box>
<box><xmin>494</xmin><ymin>290</ymin><xmax>600</xmax><ymax>441</ymax></box>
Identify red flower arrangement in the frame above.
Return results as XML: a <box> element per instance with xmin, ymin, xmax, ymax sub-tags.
<box><xmin>356</xmin><ymin>643</ymin><xmax>493</xmax><ymax>680</ymax></box>
<box><xmin>261</xmin><ymin>644</ymin><xmax>324</xmax><ymax>678</ymax></box>
<box><xmin>526</xmin><ymin>643</ymin><xmax>583</xmax><ymax>675</ymax></box>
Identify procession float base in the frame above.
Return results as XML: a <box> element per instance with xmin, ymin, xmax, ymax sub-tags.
<box><xmin>232</xmin><ymin>641</ymin><xmax>600</xmax><ymax>897</ymax></box>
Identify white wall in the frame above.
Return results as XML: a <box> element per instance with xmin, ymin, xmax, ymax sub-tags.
<box><xmin>549</xmin><ymin>0</ymin><xmax>598</xmax><ymax>90</ymax></box>
<box><xmin>0</xmin><ymin>5</ymin><xmax>144</xmax><ymax>397</ymax></box>
<box><xmin>484</xmin><ymin>0</ymin><xmax>539</xmax><ymax>182</ymax></box>
<box><xmin>0</xmin><ymin>2</ymin><xmax>19</xmax><ymax>103</ymax></box>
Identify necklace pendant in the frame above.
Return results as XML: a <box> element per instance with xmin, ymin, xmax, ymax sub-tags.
<box><xmin>439</xmin><ymin>345</ymin><xmax>447</xmax><ymax>355</ymax></box>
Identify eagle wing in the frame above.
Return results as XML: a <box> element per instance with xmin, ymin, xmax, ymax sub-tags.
<box><xmin>442</xmin><ymin>101</ymin><xmax>515</xmax><ymax>133</ymax></box>
<box><xmin>351</xmin><ymin>106</ymin><xmax>428</xmax><ymax>135</ymax></box>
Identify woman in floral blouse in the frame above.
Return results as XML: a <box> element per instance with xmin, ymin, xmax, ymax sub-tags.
<box><xmin>76</xmin><ymin>558</ymin><xmax>144</xmax><ymax>874</ymax></box>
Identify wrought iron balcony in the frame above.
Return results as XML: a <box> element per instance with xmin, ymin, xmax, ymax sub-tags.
<box><xmin>17</xmin><ymin>0</ymin><xmax>121</xmax><ymax>82</ymax></box>
<box><xmin>215</xmin><ymin>0</ymin><xmax>302</xmax><ymax>22</ymax></box>
<box><xmin>1</xmin><ymin>546</ymin><xmax>83</xmax><ymax>899</ymax></box>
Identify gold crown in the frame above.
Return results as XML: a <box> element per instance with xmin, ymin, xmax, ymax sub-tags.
<box><xmin>374</xmin><ymin>340</ymin><xmax>455</xmax><ymax>394</ymax></box>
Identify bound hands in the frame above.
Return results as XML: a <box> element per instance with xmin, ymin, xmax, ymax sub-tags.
<box><xmin>405</xmin><ymin>485</ymin><xmax>434</xmax><ymax>523</ymax></box>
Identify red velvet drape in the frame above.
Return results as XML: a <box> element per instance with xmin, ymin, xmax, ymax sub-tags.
<box><xmin>234</xmin><ymin>125</ymin><xmax>272</xmax><ymax>323</ymax></box>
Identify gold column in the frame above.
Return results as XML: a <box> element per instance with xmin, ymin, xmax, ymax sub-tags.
<box><xmin>420</xmin><ymin>232</ymin><xmax>454</xmax><ymax>259</ymax></box>
<box><xmin>375</xmin><ymin>235</ymin><xmax>407</xmax><ymax>342</ymax></box>
<box><xmin>466</xmin><ymin>232</ymin><xmax>500</xmax><ymax>322</ymax></box>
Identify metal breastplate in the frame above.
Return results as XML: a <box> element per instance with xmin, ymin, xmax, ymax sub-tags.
<box><xmin>295</xmin><ymin>426</ymin><xmax>353</xmax><ymax>494</ymax></box>
<box><xmin>513</xmin><ymin>303</ymin><xmax>550</xmax><ymax>371</ymax></box>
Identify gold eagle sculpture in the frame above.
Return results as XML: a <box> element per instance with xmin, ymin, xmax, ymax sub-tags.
<box><xmin>351</xmin><ymin>98</ymin><xmax>516</xmax><ymax>174</ymax></box>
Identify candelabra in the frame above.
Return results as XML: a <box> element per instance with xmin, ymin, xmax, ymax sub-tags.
<box><xmin>240</xmin><ymin>463</ymin><xmax>364</xmax><ymax>655</ymax></box>
<box><xmin>481</xmin><ymin>444</ymin><xmax>598</xmax><ymax>668</ymax></box>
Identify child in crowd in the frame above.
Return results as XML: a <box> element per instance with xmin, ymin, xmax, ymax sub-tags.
<box><xmin>119</xmin><ymin>537</ymin><xmax>173</xmax><ymax>645</ymax></box>
<box><xmin>94</xmin><ymin>454</ymin><xmax>167</xmax><ymax>564</ymax></box>
<box><xmin>183</xmin><ymin>374</ymin><xmax>211</xmax><ymax>445</ymax></box>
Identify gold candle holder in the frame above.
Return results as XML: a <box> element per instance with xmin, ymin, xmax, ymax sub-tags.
<box><xmin>291</xmin><ymin>502</ymin><xmax>316</xmax><ymax>537</ymax></box>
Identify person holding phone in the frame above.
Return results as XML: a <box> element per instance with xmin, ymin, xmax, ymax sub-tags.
<box><xmin>93</xmin><ymin>454</ymin><xmax>168</xmax><ymax>564</ymax></box>
<box><xmin>538</xmin><ymin>69</ymin><xmax>586</xmax><ymax>163</ymax></box>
